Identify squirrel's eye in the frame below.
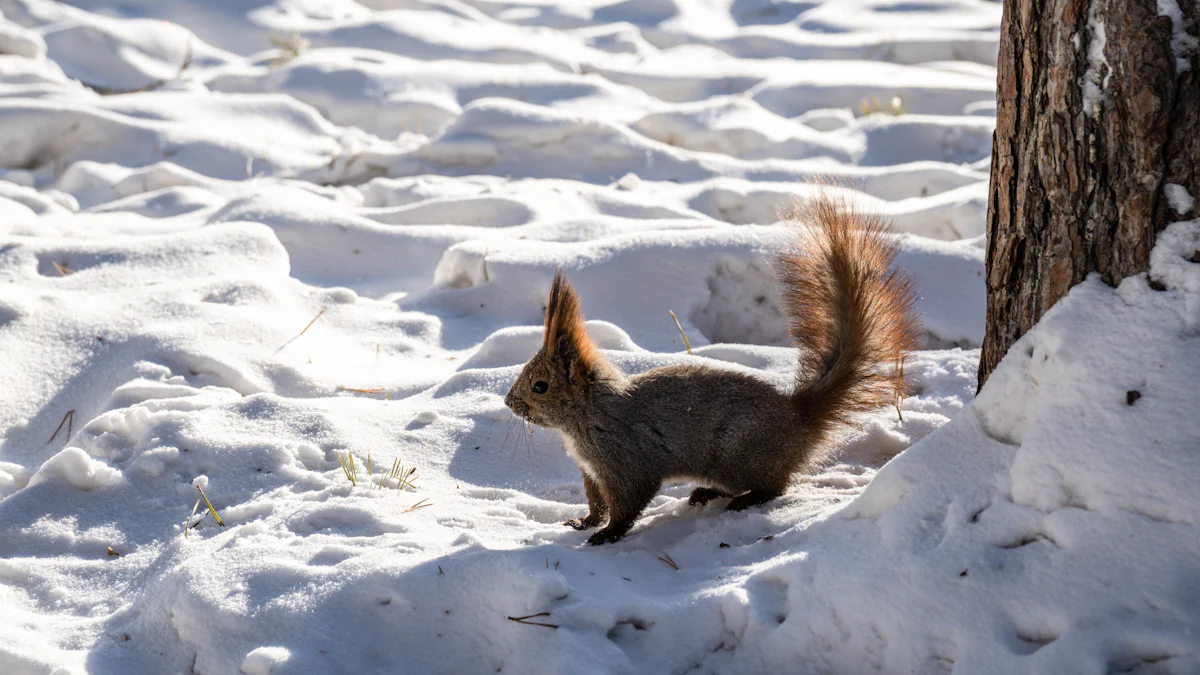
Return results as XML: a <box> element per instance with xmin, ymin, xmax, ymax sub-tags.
<box><xmin>532</xmin><ymin>381</ymin><xmax>549</xmax><ymax>394</ymax></box>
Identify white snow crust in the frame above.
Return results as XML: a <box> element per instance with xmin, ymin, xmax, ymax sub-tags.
<box><xmin>1157</xmin><ymin>0</ymin><xmax>1198</xmax><ymax>74</ymax></box>
<box><xmin>1165</xmin><ymin>182</ymin><xmax>1196</xmax><ymax>217</ymax></box>
<box><xmin>1</xmin><ymin>0</ymin><xmax>1197</xmax><ymax>674</ymax></box>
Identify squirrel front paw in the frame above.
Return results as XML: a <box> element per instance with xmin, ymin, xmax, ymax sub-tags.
<box><xmin>586</xmin><ymin>528</ymin><xmax>622</xmax><ymax>545</ymax></box>
<box><xmin>563</xmin><ymin>516</ymin><xmax>600</xmax><ymax>531</ymax></box>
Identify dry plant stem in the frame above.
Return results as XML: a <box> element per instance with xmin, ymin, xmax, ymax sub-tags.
<box><xmin>403</xmin><ymin>498</ymin><xmax>432</xmax><ymax>513</ymax></box>
<box><xmin>268</xmin><ymin>32</ymin><xmax>310</xmax><ymax>66</ymax></box>
<box><xmin>383</xmin><ymin>458</ymin><xmax>418</xmax><ymax>490</ymax></box>
<box><xmin>379</xmin><ymin>458</ymin><xmax>395</xmax><ymax>490</ymax></box>
<box><xmin>46</xmin><ymin>409</ymin><xmax>76</xmax><ymax>444</ymax></box>
<box><xmin>336</xmin><ymin>451</ymin><xmax>357</xmax><ymax>486</ymax></box>
<box><xmin>858</xmin><ymin>95</ymin><xmax>904</xmax><ymax>116</ymax></box>
<box><xmin>657</xmin><ymin>553</ymin><xmax>679</xmax><ymax>570</ymax></box>
<box><xmin>52</xmin><ymin>261</ymin><xmax>73</xmax><ymax>276</ymax></box>
<box><xmin>507</xmin><ymin>613</ymin><xmax>559</xmax><ymax>629</ymax></box>
<box><xmin>336</xmin><ymin>452</ymin><xmax>418</xmax><ymax>490</ymax></box>
<box><xmin>188</xmin><ymin>509</ymin><xmax>211</xmax><ymax>532</ymax></box>
<box><xmin>195</xmin><ymin>485</ymin><xmax>225</xmax><ymax>527</ymax></box>
<box><xmin>669</xmin><ymin>311</ymin><xmax>693</xmax><ymax>355</ymax></box>
<box><xmin>274</xmin><ymin>306</ymin><xmax>327</xmax><ymax>355</ymax></box>
<box><xmin>184</xmin><ymin>498</ymin><xmax>201</xmax><ymax>539</ymax></box>
<box><xmin>384</xmin><ymin>459</ymin><xmax>398</xmax><ymax>490</ymax></box>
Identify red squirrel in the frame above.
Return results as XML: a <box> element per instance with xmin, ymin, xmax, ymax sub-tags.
<box><xmin>504</xmin><ymin>193</ymin><xmax>922</xmax><ymax>544</ymax></box>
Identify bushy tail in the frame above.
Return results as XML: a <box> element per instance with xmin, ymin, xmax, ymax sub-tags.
<box><xmin>778</xmin><ymin>192</ymin><xmax>922</xmax><ymax>460</ymax></box>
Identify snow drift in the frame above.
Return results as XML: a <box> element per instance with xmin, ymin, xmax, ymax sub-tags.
<box><xmin>0</xmin><ymin>0</ymin><xmax>1196</xmax><ymax>673</ymax></box>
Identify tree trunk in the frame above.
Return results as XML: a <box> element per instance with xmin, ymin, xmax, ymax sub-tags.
<box><xmin>978</xmin><ymin>0</ymin><xmax>1200</xmax><ymax>390</ymax></box>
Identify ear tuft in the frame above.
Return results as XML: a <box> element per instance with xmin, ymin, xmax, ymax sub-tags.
<box><xmin>543</xmin><ymin>270</ymin><xmax>600</xmax><ymax>380</ymax></box>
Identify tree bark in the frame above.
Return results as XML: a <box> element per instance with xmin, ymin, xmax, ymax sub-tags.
<box><xmin>978</xmin><ymin>0</ymin><xmax>1200</xmax><ymax>390</ymax></box>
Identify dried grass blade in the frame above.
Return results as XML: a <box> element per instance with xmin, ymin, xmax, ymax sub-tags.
<box><xmin>669</xmin><ymin>311</ymin><xmax>693</xmax><ymax>355</ymax></box>
<box><xmin>274</xmin><ymin>306</ymin><xmax>327</xmax><ymax>355</ymax></box>
<box><xmin>195</xmin><ymin>485</ymin><xmax>225</xmax><ymax>527</ymax></box>
<box><xmin>184</xmin><ymin>498</ymin><xmax>201</xmax><ymax>539</ymax></box>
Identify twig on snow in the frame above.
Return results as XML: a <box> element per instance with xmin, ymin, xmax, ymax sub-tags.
<box><xmin>274</xmin><ymin>306</ymin><xmax>327</xmax><ymax>355</ymax></box>
<box><xmin>507</xmin><ymin>612</ymin><xmax>559</xmax><ymax>629</ymax></box>
<box><xmin>46</xmin><ymin>409</ymin><xmax>75</xmax><ymax>444</ymax></box>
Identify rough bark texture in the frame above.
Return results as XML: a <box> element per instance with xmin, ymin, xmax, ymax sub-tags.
<box><xmin>979</xmin><ymin>0</ymin><xmax>1200</xmax><ymax>389</ymax></box>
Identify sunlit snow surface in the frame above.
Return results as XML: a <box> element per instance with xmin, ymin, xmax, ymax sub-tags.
<box><xmin>1</xmin><ymin>1</ymin><xmax>1198</xmax><ymax>673</ymax></box>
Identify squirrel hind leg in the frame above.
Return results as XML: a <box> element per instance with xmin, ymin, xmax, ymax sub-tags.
<box><xmin>688</xmin><ymin>486</ymin><xmax>731</xmax><ymax>507</ymax></box>
<box><xmin>725</xmin><ymin>489</ymin><xmax>783</xmax><ymax>512</ymax></box>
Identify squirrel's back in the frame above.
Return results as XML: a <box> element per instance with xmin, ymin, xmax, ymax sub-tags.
<box><xmin>616</xmin><ymin>363</ymin><xmax>796</xmax><ymax>492</ymax></box>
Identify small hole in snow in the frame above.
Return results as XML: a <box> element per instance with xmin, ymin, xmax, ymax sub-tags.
<box><xmin>1016</xmin><ymin>630</ymin><xmax>1057</xmax><ymax>653</ymax></box>
<box><xmin>999</xmin><ymin>532</ymin><xmax>1059</xmax><ymax>549</ymax></box>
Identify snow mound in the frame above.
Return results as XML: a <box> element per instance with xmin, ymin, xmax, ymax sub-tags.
<box><xmin>5</xmin><ymin>0</ymin><xmax>1191</xmax><ymax>674</ymax></box>
<box><xmin>717</xmin><ymin>219</ymin><xmax>1200</xmax><ymax>674</ymax></box>
<box><xmin>32</xmin><ymin>447</ymin><xmax>123</xmax><ymax>491</ymax></box>
<box><xmin>241</xmin><ymin>646</ymin><xmax>291</xmax><ymax>675</ymax></box>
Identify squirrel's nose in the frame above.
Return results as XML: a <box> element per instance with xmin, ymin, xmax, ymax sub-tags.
<box><xmin>503</xmin><ymin>389</ymin><xmax>515</xmax><ymax>410</ymax></box>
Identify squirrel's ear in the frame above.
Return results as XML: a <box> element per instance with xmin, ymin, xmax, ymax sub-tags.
<box><xmin>543</xmin><ymin>270</ymin><xmax>600</xmax><ymax>381</ymax></box>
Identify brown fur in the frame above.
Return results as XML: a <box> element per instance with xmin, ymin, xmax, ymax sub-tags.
<box><xmin>504</xmin><ymin>193</ymin><xmax>922</xmax><ymax>545</ymax></box>
<box><xmin>780</xmin><ymin>193</ymin><xmax>922</xmax><ymax>467</ymax></box>
<box><xmin>543</xmin><ymin>269</ymin><xmax>603</xmax><ymax>381</ymax></box>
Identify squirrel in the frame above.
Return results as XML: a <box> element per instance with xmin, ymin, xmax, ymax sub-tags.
<box><xmin>504</xmin><ymin>193</ymin><xmax>922</xmax><ymax>545</ymax></box>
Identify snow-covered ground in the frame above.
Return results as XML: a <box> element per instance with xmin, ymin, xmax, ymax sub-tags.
<box><xmin>0</xmin><ymin>1</ymin><xmax>1197</xmax><ymax>673</ymax></box>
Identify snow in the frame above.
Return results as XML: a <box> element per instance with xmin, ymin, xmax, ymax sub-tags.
<box><xmin>241</xmin><ymin>646</ymin><xmax>293</xmax><ymax>675</ymax></box>
<box><xmin>0</xmin><ymin>0</ymin><xmax>1196</xmax><ymax>674</ymax></box>
<box><xmin>1157</xmin><ymin>0</ymin><xmax>1198</xmax><ymax>74</ymax></box>
<box><xmin>1081</xmin><ymin>7</ymin><xmax>1110</xmax><ymax>117</ymax></box>
<box><xmin>1165</xmin><ymin>182</ymin><xmax>1196</xmax><ymax>217</ymax></box>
